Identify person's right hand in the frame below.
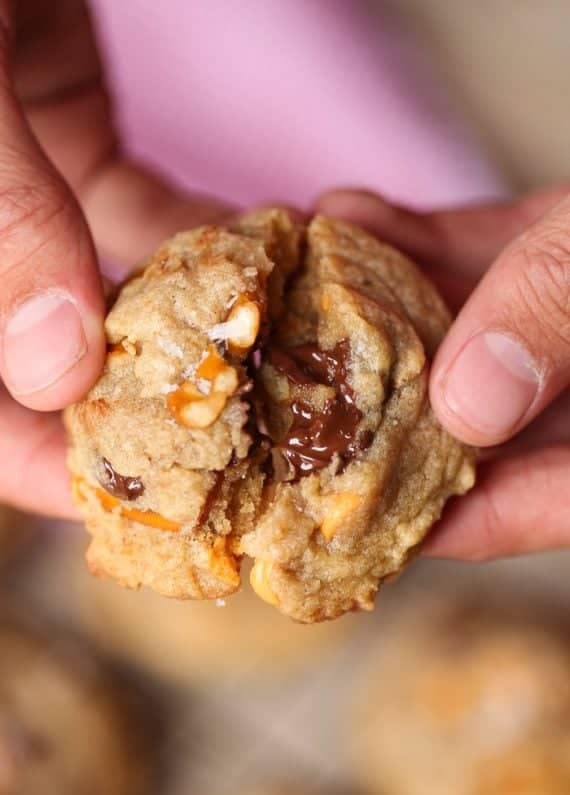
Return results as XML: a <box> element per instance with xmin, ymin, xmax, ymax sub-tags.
<box><xmin>0</xmin><ymin>1</ymin><xmax>232</xmax><ymax>518</ymax></box>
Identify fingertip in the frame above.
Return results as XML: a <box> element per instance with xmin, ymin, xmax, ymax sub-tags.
<box><xmin>0</xmin><ymin>174</ymin><xmax>107</xmax><ymax>412</ymax></box>
<box><xmin>428</xmin><ymin>363</ymin><xmax>486</xmax><ymax>448</ymax></box>
<box><xmin>2</xmin><ymin>290</ymin><xmax>106</xmax><ymax>412</ymax></box>
<box><xmin>430</xmin><ymin>328</ymin><xmax>541</xmax><ymax>448</ymax></box>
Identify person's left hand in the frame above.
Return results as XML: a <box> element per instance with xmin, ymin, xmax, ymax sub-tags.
<box><xmin>316</xmin><ymin>186</ymin><xmax>570</xmax><ymax>561</ymax></box>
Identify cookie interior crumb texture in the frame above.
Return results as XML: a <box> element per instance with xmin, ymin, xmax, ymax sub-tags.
<box><xmin>65</xmin><ymin>210</ymin><xmax>475</xmax><ymax>622</ymax></box>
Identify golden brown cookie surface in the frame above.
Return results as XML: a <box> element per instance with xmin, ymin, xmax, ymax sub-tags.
<box><xmin>66</xmin><ymin>210</ymin><xmax>474</xmax><ymax>622</ymax></box>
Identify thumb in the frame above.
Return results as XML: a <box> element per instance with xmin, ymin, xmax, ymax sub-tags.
<box><xmin>430</xmin><ymin>193</ymin><xmax>570</xmax><ymax>446</ymax></box>
<box><xmin>0</xmin><ymin>18</ymin><xmax>105</xmax><ymax>412</ymax></box>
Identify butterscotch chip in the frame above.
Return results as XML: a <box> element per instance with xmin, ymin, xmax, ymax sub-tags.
<box><xmin>218</xmin><ymin>298</ymin><xmax>261</xmax><ymax>350</ymax></box>
<box><xmin>320</xmin><ymin>493</ymin><xmax>361</xmax><ymax>540</ymax></box>
<box><xmin>249</xmin><ymin>560</ymin><xmax>280</xmax><ymax>607</ymax></box>
<box><xmin>66</xmin><ymin>210</ymin><xmax>475</xmax><ymax>622</ymax></box>
<box><xmin>353</xmin><ymin>598</ymin><xmax>570</xmax><ymax>795</ymax></box>
<box><xmin>169</xmin><ymin>387</ymin><xmax>228</xmax><ymax>429</ymax></box>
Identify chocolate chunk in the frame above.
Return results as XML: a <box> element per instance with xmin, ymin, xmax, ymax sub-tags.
<box><xmin>267</xmin><ymin>340</ymin><xmax>372</xmax><ymax>477</ymax></box>
<box><xmin>100</xmin><ymin>458</ymin><xmax>145</xmax><ymax>501</ymax></box>
<box><xmin>269</xmin><ymin>342</ymin><xmax>351</xmax><ymax>387</ymax></box>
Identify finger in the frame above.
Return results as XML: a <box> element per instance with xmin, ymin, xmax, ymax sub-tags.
<box><xmin>424</xmin><ymin>445</ymin><xmax>570</xmax><ymax>560</ymax></box>
<box><xmin>430</xmin><ymin>194</ymin><xmax>570</xmax><ymax>446</ymax></box>
<box><xmin>0</xmin><ymin>6</ymin><xmax>105</xmax><ymax>412</ymax></box>
<box><xmin>26</xmin><ymin>68</ymin><xmax>233</xmax><ymax>283</ymax></box>
<box><xmin>14</xmin><ymin>0</ymin><xmax>234</xmax><ymax>284</ymax></box>
<box><xmin>0</xmin><ymin>384</ymin><xmax>76</xmax><ymax>518</ymax></box>
<box><xmin>491</xmin><ymin>391</ymin><xmax>570</xmax><ymax>458</ymax></box>
<box><xmin>315</xmin><ymin>186</ymin><xmax>570</xmax><ymax>309</ymax></box>
<box><xmin>79</xmin><ymin>161</ymin><xmax>233</xmax><ymax>279</ymax></box>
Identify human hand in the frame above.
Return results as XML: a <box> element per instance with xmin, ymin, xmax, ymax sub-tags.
<box><xmin>316</xmin><ymin>186</ymin><xmax>570</xmax><ymax>560</ymax></box>
<box><xmin>0</xmin><ymin>1</ymin><xmax>231</xmax><ymax>517</ymax></box>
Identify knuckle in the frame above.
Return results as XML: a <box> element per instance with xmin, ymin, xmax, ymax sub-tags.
<box><xmin>471</xmin><ymin>482</ymin><xmax>506</xmax><ymax>562</ymax></box>
<box><xmin>0</xmin><ymin>179</ymin><xmax>71</xmax><ymax>274</ymax></box>
<box><xmin>512</xmin><ymin>234</ymin><xmax>570</xmax><ymax>353</ymax></box>
<box><xmin>0</xmin><ymin>179</ymin><xmax>64</xmax><ymax>230</ymax></box>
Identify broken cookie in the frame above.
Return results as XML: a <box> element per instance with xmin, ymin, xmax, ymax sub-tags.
<box><xmin>65</xmin><ymin>209</ymin><xmax>475</xmax><ymax>622</ymax></box>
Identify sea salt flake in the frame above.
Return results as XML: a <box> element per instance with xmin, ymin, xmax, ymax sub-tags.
<box><xmin>208</xmin><ymin>316</ymin><xmax>244</xmax><ymax>342</ymax></box>
<box><xmin>157</xmin><ymin>336</ymin><xmax>184</xmax><ymax>359</ymax></box>
<box><xmin>196</xmin><ymin>378</ymin><xmax>211</xmax><ymax>395</ymax></box>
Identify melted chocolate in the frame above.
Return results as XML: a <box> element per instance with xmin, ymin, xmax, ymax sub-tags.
<box><xmin>100</xmin><ymin>458</ymin><xmax>145</xmax><ymax>501</ymax></box>
<box><xmin>267</xmin><ymin>341</ymin><xmax>370</xmax><ymax>477</ymax></box>
<box><xmin>269</xmin><ymin>343</ymin><xmax>349</xmax><ymax>387</ymax></box>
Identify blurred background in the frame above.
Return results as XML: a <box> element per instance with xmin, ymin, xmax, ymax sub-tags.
<box><xmin>2</xmin><ymin>514</ymin><xmax>570</xmax><ymax>794</ymax></box>
<box><xmin>2</xmin><ymin>1</ymin><xmax>570</xmax><ymax>793</ymax></box>
<box><xmin>389</xmin><ymin>1</ymin><xmax>570</xmax><ymax>190</ymax></box>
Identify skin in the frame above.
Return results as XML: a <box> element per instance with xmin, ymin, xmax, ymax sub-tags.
<box><xmin>0</xmin><ymin>2</ymin><xmax>568</xmax><ymax>564</ymax></box>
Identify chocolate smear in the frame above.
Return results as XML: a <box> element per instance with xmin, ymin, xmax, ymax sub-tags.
<box><xmin>100</xmin><ymin>458</ymin><xmax>145</xmax><ymax>501</ymax></box>
<box><xmin>267</xmin><ymin>340</ymin><xmax>371</xmax><ymax>477</ymax></box>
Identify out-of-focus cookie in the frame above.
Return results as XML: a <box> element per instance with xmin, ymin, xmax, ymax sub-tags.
<box><xmin>0</xmin><ymin>507</ymin><xmax>17</xmax><ymax>563</ymax></box>
<box><xmin>66</xmin><ymin>210</ymin><xmax>474</xmax><ymax>622</ymax></box>
<box><xmin>0</xmin><ymin>614</ymin><xmax>155</xmax><ymax>794</ymax></box>
<box><xmin>0</xmin><ymin>508</ymin><xmax>34</xmax><ymax>570</ymax></box>
<box><xmin>69</xmin><ymin>541</ymin><xmax>351</xmax><ymax>685</ymax></box>
<box><xmin>246</xmin><ymin>788</ymin><xmax>312</xmax><ymax>795</ymax></box>
<box><xmin>353</xmin><ymin>598</ymin><xmax>570</xmax><ymax>795</ymax></box>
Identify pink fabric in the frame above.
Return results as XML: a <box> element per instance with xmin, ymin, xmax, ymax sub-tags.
<box><xmin>90</xmin><ymin>0</ymin><xmax>507</xmax><ymax>210</ymax></box>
